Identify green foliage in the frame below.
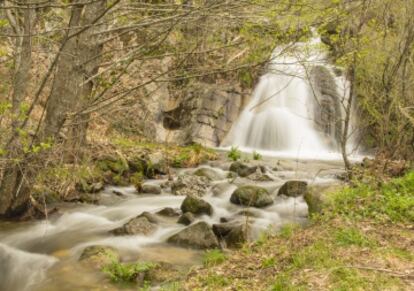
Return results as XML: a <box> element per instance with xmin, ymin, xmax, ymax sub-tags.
<box><xmin>278</xmin><ymin>223</ymin><xmax>300</xmax><ymax>239</ymax></box>
<box><xmin>227</xmin><ymin>146</ymin><xmax>241</xmax><ymax>161</ymax></box>
<box><xmin>203</xmin><ymin>249</ymin><xmax>226</xmax><ymax>267</ymax></box>
<box><xmin>103</xmin><ymin>261</ymin><xmax>156</xmax><ymax>283</ymax></box>
<box><xmin>330</xmin><ymin>171</ymin><xmax>414</xmax><ymax>223</ymax></box>
<box><xmin>159</xmin><ymin>282</ymin><xmax>182</xmax><ymax>291</ymax></box>
<box><xmin>335</xmin><ymin>228</ymin><xmax>376</xmax><ymax>247</ymax></box>
<box><xmin>272</xmin><ymin>273</ymin><xmax>300</xmax><ymax>291</ymax></box>
<box><xmin>252</xmin><ymin>150</ymin><xmax>262</xmax><ymax>160</ymax></box>
<box><xmin>130</xmin><ymin>172</ymin><xmax>143</xmax><ymax>189</ymax></box>
<box><xmin>201</xmin><ymin>274</ymin><xmax>230</xmax><ymax>288</ymax></box>
<box><xmin>171</xmin><ymin>152</ymin><xmax>190</xmax><ymax>168</ymax></box>
<box><xmin>261</xmin><ymin>257</ymin><xmax>276</xmax><ymax>269</ymax></box>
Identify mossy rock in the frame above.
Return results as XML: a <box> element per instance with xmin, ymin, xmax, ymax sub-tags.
<box><xmin>167</xmin><ymin>222</ymin><xmax>219</xmax><ymax>249</ymax></box>
<box><xmin>278</xmin><ymin>180</ymin><xmax>308</xmax><ymax>197</ymax></box>
<box><xmin>156</xmin><ymin>207</ymin><xmax>180</xmax><ymax>217</ymax></box>
<box><xmin>127</xmin><ymin>156</ymin><xmax>147</xmax><ymax>174</ymax></box>
<box><xmin>177</xmin><ymin>212</ymin><xmax>195</xmax><ymax>225</ymax></box>
<box><xmin>193</xmin><ymin>167</ymin><xmax>224</xmax><ymax>181</ymax></box>
<box><xmin>97</xmin><ymin>156</ymin><xmax>129</xmax><ymax>175</ymax></box>
<box><xmin>79</xmin><ymin>245</ymin><xmax>119</xmax><ymax>270</ymax></box>
<box><xmin>181</xmin><ymin>196</ymin><xmax>213</xmax><ymax>216</ymax></box>
<box><xmin>304</xmin><ymin>185</ymin><xmax>339</xmax><ymax>215</ymax></box>
<box><xmin>230</xmin><ymin>185</ymin><xmax>273</xmax><ymax>208</ymax></box>
<box><xmin>111</xmin><ymin>212</ymin><xmax>158</xmax><ymax>235</ymax></box>
<box><xmin>141</xmin><ymin>183</ymin><xmax>162</xmax><ymax>194</ymax></box>
<box><xmin>229</xmin><ymin>162</ymin><xmax>257</xmax><ymax>177</ymax></box>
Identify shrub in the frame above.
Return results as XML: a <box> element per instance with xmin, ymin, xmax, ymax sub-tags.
<box><xmin>228</xmin><ymin>146</ymin><xmax>241</xmax><ymax>161</ymax></box>
<box><xmin>103</xmin><ymin>261</ymin><xmax>156</xmax><ymax>283</ymax></box>
<box><xmin>252</xmin><ymin>151</ymin><xmax>262</xmax><ymax>160</ymax></box>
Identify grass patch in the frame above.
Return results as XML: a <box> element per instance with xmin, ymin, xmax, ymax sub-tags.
<box><xmin>278</xmin><ymin>223</ymin><xmax>300</xmax><ymax>239</ymax></box>
<box><xmin>201</xmin><ymin>273</ymin><xmax>230</xmax><ymax>288</ymax></box>
<box><xmin>102</xmin><ymin>261</ymin><xmax>157</xmax><ymax>283</ymax></box>
<box><xmin>334</xmin><ymin>227</ymin><xmax>376</xmax><ymax>247</ymax></box>
<box><xmin>203</xmin><ymin>249</ymin><xmax>226</xmax><ymax>267</ymax></box>
<box><xmin>330</xmin><ymin>171</ymin><xmax>414</xmax><ymax>223</ymax></box>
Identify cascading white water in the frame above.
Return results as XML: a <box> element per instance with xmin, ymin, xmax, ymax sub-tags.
<box><xmin>222</xmin><ymin>37</ymin><xmax>352</xmax><ymax>159</ymax></box>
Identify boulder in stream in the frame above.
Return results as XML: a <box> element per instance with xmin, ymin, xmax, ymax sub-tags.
<box><xmin>193</xmin><ymin>167</ymin><xmax>224</xmax><ymax>181</ymax></box>
<box><xmin>180</xmin><ymin>195</ymin><xmax>213</xmax><ymax>216</ymax></box>
<box><xmin>79</xmin><ymin>245</ymin><xmax>119</xmax><ymax>269</ymax></box>
<box><xmin>177</xmin><ymin>212</ymin><xmax>195</xmax><ymax>225</ymax></box>
<box><xmin>230</xmin><ymin>185</ymin><xmax>273</xmax><ymax>208</ymax></box>
<box><xmin>171</xmin><ymin>175</ymin><xmax>209</xmax><ymax>197</ymax></box>
<box><xmin>213</xmin><ymin>222</ymin><xmax>251</xmax><ymax>248</ymax></box>
<box><xmin>111</xmin><ymin>212</ymin><xmax>158</xmax><ymax>235</ymax></box>
<box><xmin>229</xmin><ymin>161</ymin><xmax>257</xmax><ymax>177</ymax></box>
<box><xmin>141</xmin><ymin>183</ymin><xmax>162</xmax><ymax>194</ymax></box>
<box><xmin>304</xmin><ymin>184</ymin><xmax>341</xmax><ymax>215</ymax></box>
<box><xmin>167</xmin><ymin>222</ymin><xmax>219</xmax><ymax>249</ymax></box>
<box><xmin>156</xmin><ymin>207</ymin><xmax>180</xmax><ymax>217</ymax></box>
<box><xmin>278</xmin><ymin>180</ymin><xmax>308</xmax><ymax>197</ymax></box>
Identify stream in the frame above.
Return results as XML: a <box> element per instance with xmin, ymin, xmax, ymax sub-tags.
<box><xmin>0</xmin><ymin>156</ymin><xmax>346</xmax><ymax>291</ymax></box>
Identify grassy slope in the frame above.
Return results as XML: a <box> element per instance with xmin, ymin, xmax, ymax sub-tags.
<box><xmin>178</xmin><ymin>172</ymin><xmax>414</xmax><ymax>291</ymax></box>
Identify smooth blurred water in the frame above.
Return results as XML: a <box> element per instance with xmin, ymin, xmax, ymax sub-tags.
<box><xmin>222</xmin><ymin>37</ymin><xmax>359</xmax><ymax>159</ymax></box>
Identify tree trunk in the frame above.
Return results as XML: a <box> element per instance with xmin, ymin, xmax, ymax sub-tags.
<box><xmin>65</xmin><ymin>0</ymin><xmax>106</xmax><ymax>160</ymax></box>
<box><xmin>42</xmin><ymin>5</ymin><xmax>84</xmax><ymax>140</ymax></box>
<box><xmin>0</xmin><ymin>3</ymin><xmax>35</xmax><ymax>217</ymax></box>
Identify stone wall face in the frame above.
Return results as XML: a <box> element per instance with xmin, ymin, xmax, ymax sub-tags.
<box><xmin>160</xmin><ymin>83</ymin><xmax>247</xmax><ymax>147</ymax></box>
<box><xmin>310</xmin><ymin>66</ymin><xmax>343</xmax><ymax>148</ymax></box>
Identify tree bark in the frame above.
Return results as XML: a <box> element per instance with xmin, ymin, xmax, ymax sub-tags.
<box><xmin>0</xmin><ymin>2</ymin><xmax>35</xmax><ymax>217</ymax></box>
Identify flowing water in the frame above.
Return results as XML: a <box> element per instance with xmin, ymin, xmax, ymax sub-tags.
<box><xmin>0</xmin><ymin>38</ymin><xmax>361</xmax><ymax>290</ymax></box>
<box><xmin>222</xmin><ymin>37</ymin><xmax>359</xmax><ymax>159</ymax></box>
<box><xmin>0</xmin><ymin>158</ymin><xmax>345</xmax><ymax>291</ymax></box>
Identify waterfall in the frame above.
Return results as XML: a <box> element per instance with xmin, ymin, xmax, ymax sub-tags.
<box><xmin>222</xmin><ymin>37</ymin><xmax>353</xmax><ymax>159</ymax></box>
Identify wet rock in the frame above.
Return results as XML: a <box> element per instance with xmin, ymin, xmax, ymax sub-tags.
<box><xmin>167</xmin><ymin>222</ymin><xmax>219</xmax><ymax>249</ymax></box>
<box><xmin>304</xmin><ymin>184</ymin><xmax>340</xmax><ymax>215</ymax></box>
<box><xmin>225</xmin><ymin>225</ymin><xmax>250</xmax><ymax>248</ymax></box>
<box><xmin>213</xmin><ymin>222</ymin><xmax>239</xmax><ymax>237</ymax></box>
<box><xmin>213</xmin><ymin>222</ymin><xmax>250</xmax><ymax>248</ymax></box>
<box><xmin>278</xmin><ymin>181</ymin><xmax>308</xmax><ymax>197</ymax></box>
<box><xmin>111</xmin><ymin>212</ymin><xmax>158</xmax><ymax>235</ymax></box>
<box><xmin>177</xmin><ymin>212</ymin><xmax>195</xmax><ymax>225</ymax></box>
<box><xmin>181</xmin><ymin>195</ymin><xmax>213</xmax><ymax>216</ymax></box>
<box><xmin>229</xmin><ymin>161</ymin><xmax>257</xmax><ymax>177</ymax></box>
<box><xmin>156</xmin><ymin>207</ymin><xmax>180</xmax><ymax>217</ymax></box>
<box><xmin>237</xmin><ymin>208</ymin><xmax>262</xmax><ymax>218</ymax></box>
<box><xmin>247</xmin><ymin>167</ymin><xmax>274</xmax><ymax>182</ymax></box>
<box><xmin>141</xmin><ymin>183</ymin><xmax>162</xmax><ymax>195</ymax></box>
<box><xmin>79</xmin><ymin>245</ymin><xmax>119</xmax><ymax>269</ymax></box>
<box><xmin>112</xmin><ymin>190</ymin><xmax>125</xmax><ymax>197</ymax></box>
<box><xmin>171</xmin><ymin>175</ymin><xmax>209</xmax><ymax>197</ymax></box>
<box><xmin>147</xmin><ymin>152</ymin><xmax>168</xmax><ymax>177</ymax></box>
<box><xmin>193</xmin><ymin>167</ymin><xmax>224</xmax><ymax>181</ymax></box>
<box><xmin>220</xmin><ymin>217</ymin><xmax>230</xmax><ymax>223</ymax></box>
<box><xmin>230</xmin><ymin>185</ymin><xmax>273</xmax><ymax>208</ymax></box>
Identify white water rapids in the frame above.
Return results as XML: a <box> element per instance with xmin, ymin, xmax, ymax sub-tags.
<box><xmin>0</xmin><ymin>162</ymin><xmax>344</xmax><ymax>290</ymax></box>
<box><xmin>0</xmin><ymin>38</ymin><xmax>359</xmax><ymax>291</ymax></box>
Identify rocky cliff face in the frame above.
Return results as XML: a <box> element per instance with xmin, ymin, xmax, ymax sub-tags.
<box><xmin>310</xmin><ymin>65</ymin><xmax>343</xmax><ymax>148</ymax></box>
<box><xmin>161</xmin><ymin>83</ymin><xmax>249</xmax><ymax>147</ymax></box>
